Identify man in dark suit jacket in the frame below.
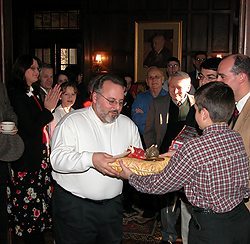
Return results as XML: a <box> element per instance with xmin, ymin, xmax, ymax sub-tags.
<box><xmin>188</xmin><ymin>51</ymin><xmax>207</xmax><ymax>90</ymax></box>
<box><xmin>38</xmin><ymin>63</ymin><xmax>54</xmax><ymax>102</ymax></box>
<box><xmin>143</xmin><ymin>34</ymin><xmax>171</xmax><ymax>68</ymax></box>
<box><xmin>121</xmin><ymin>74</ymin><xmax>134</xmax><ymax>118</ymax></box>
<box><xmin>144</xmin><ymin>71</ymin><xmax>195</xmax><ymax>149</ymax></box>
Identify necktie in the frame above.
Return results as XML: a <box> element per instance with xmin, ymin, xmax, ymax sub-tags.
<box><xmin>177</xmin><ymin>101</ymin><xmax>182</xmax><ymax>107</ymax></box>
<box><xmin>231</xmin><ymin>106</ymin><xmax>239</xmax><ymax>128</ymax></box>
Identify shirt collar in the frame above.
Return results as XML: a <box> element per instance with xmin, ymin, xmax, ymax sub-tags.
<box><xmin>203</xmin><ymin>123</ymin><xmax>228</xmax><ymax>134</ymax></box>
<box><xmin>236</xmin><ymin>91</ymin><xmax>250</xmax><ymax>113</ymax></box>
<box><xmin>40</xmin><ymin>86</ymin><xmax>48</xmax><ymax>94</ymax></box>
<box><xmin>173</xmin><ymin>95</ymin><xmax>188</xmax><ymax>106</ymax></box>
<box><xmin>26</xmin><ymin>86</ymin><xmax>34</xmax><ymax>97</ymax></box>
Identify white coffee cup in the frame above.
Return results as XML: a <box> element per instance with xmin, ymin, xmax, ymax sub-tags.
<box><xmin>1</xmin><ymin>121</ymin><xmax>15</xmax><ymax>131</ymax></box>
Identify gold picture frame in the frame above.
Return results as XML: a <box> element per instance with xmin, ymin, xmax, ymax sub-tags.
<box><xmin>135</xmin><ymin>21</ymin><xmax>182</xmax><ymax>82</ymax></box>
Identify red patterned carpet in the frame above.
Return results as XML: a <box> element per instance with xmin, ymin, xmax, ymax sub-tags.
<box><xmin>122</xmin><ymin>206</ymin><xmax>182</xmax><ymax>243</ymax></box>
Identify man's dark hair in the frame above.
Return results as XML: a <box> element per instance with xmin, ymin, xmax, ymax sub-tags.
<box><xmin>200</xmin><ymin>57</ymin><xmax>222</xmax><ymax>71</ymax></box>
<box><xmin>231</xmin><ymin>54</ymin><xmax>250</xmax><ymax>80</ymax></box>
<box><xmin>40</xmin><ymin>63</ymin><xmax>53</xmax><ymax>70</ymax></box>
<box><xmin>92</xmin><ymin>74</ymin><xmax>126</xmax><ymax>93</ymax></box>
<box><xmin>195</xmin><ymin>82</ymin><xmax>235</xmax><ymax>123</ymax></box>
<box><xmin>193</xmin><ymin>51</ymin><xmax>207</xmax><ymax>59</ymax></box>
<box><xmin>167</xmin><ymin>56</ymin><xmax>180</xmax><ymax>66</ymax></box>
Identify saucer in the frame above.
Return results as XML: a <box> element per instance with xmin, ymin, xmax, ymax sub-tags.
<box><xmin>1</xmin><ymin>129</ymin><xmax>18</xmax><ymax>135</ymax></box>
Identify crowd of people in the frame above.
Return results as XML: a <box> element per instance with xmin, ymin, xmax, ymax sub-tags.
<box><xmin>0</xmin><ymin>52</ymin><xmax>249</xmax><ymax>244</ymax></box>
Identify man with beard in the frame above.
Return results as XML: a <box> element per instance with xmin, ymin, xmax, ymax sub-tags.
<box><xmin>50</xmin><ymin>74</ymin><xmax>142</xmax><ymax>244</ymax></box>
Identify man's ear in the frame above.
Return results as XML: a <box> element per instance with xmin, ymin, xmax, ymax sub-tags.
<box><xmin>239</xmin><ymin>72</ymin><xmax>247</xmax><ymax>84</ymax></box>
<box><xmin>201</xmin><ymin>107</ymin><xmax>209</xmax><ymax>121</ymax></box>
<box><xmin>92</xmin><ymin>91</ymin><xmax>98</xmax><ymax>103</ymax></box>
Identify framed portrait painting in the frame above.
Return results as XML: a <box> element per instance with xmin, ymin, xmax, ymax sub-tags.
<box><xmin>135</xmin><ymin>21</ymin><xmax>182</xmax><ymax>82</ymax></box>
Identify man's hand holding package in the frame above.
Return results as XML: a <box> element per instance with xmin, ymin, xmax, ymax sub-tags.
<box><xmin>92</xmin><ymin>152</ymin><xmax>119</xmax><ymax>177</ymax></box>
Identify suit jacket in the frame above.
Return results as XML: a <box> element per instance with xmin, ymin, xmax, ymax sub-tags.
<box><xmin>0</xmin><ymin>82</ymin><xmax>17</xmax><ymax>123</ymax></box>
<box><xmin>188</xmin><ymin>70</ymin><xmax>199</xmax><ymax>90</ymax></box>
<box><xmin>8</xmin><ymin>86</ymin><xmax>53</xmax><ymax>171</ymax></box>
<box><xmin>232</xmin><ymin>96</ymin><xmax>250</xmax><ymax>210</ymax></box>
<box><xmin>121</xmin><ymin>92</ymin><xmax>134</xmax><ymax>118</ymax></box>
<box><xmin>39</xmin><ymin>87</ymin><xmax>47</xmax><ymax>103</ymax></box>
<box><xmin>144</xmin><ymin>94</ymin><xmax>195</xmax><ymax>148</ymax></box>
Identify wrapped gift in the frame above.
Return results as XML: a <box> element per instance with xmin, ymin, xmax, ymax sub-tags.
<box><xmin>110</xmin><ymin>145</ymin><xmax>170</xmax><ymax>176</ymax></box>
<box><xmin>110</xmin><ymin>156</ymin><xmax>170</xmax><ymax>176</ymax></box>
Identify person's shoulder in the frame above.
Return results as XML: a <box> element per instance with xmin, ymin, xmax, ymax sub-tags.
<box><xmin>118</xmin><ymin>113</ymin><xmax>138</xmax><ymax>127</ymax></box>
<box><xmin>154</xmin><ymin>94</ymin><xmax>170</xmax><ymax>103</ymax></box>
<box><xmin>118</xmin><ymin>113</ymin><xmax>133</xmax><ymax>122</ymax></box>
<box><xmin>133</xmin><ymin>90</ymin><xmax>150</xmax><ymax>101</ymax></box>
<box><xmin>187</xmin><ymin>94</ymin><xmax>195</xmax><ymax>104</ymax></box>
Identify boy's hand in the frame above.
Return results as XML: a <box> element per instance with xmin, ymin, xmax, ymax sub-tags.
<box><xmin>118</xmin><ymin>160</ymin><xmax>133</xmax><ymax>179</ymax></box>
<box><xmin>160</xmin><ymin>150</ymin><xmax>176</xmax><ymax>158</ymax></box>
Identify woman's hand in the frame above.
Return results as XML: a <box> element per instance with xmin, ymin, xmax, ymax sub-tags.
<box><xmin>44</xmin><ymin>84</ymin><xmax>61</xmax><ymax>112</ymax></box>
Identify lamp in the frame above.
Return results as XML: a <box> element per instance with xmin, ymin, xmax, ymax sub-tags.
<box><xmin>92</xmin><ymin>51</ymin><xmax>110</xmax><ymax>74</ymax></box>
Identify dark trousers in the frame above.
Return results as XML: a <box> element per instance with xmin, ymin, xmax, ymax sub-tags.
<box><xmin>189</xmin><ymin>202</ymin><xmax>250</xmax><ymax>244</ymax></box>
<box><xmin>52</xmin><ymin>184</ymin><xmax>123</xmax><ymax>244</ymax></box>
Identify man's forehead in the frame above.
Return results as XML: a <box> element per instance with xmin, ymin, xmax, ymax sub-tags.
<box><xmin>168</xmin><ymin>61</ymin><xmax>179</xmax><ymax>65</ymax></box>
<box><xmin>218</xmin><ymin>57</ymin><xmax>234</xmax><ymax>72</ymax></box>
<box><xmin>170</xmin><ymin>76</ymin><xmax>190</xmax><ymax>84</ymax></box>
<box><xmin>148</xmin><ymin>70</ymin><xmax>162</xmax><ymax>76</ymax></box>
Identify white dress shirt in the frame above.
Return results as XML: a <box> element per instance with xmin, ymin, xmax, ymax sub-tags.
<box><xmin>50</xmin><ymin>106</ymin><xmax>142</xmax><ymax>200</ymax></box>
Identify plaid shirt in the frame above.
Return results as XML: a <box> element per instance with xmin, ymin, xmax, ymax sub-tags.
<box><xmin>129</xmin><ymin>123</ymin><xmax>249</xmax><ymax>213</ymax></box>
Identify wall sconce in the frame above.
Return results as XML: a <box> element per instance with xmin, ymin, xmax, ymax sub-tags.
<box><xmin>216</xmin><ymin>54</ymin><xmax>223</xmax><ymax>58</ymax></box>
<box><xmin>92</xmin><ymin>51</ymin><xmax>110</xmax><ymax>74</ymax></box>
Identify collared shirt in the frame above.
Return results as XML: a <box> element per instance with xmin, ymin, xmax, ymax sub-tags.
<box><xmin>40</xmin><ymin>86</ymin><xmax>48</xmax><ymax>95</ymax></box>
<box><xmin>49</xmin><ymin>105</ymin><xmax>74</xmax><ymax>138</ymax></box>
<box><xmin>129</xmin><ymin>123</ymin><xmax>249</xmax><ymax>213</ymax></box>
<box><xmin>173</xmin><ymin>95</ymin><xmax>188</xmax><ymax>107</ymax></box>
<box><xmin>236</xmin><ymin>91</ymin><xmax>250</xmax><ymax>113</ymax></box>
<box><xmin>51</xmin><ymin>106</ymin><xmax>142</xmax><ymax>200</ymax></box>
<box><xmin>26</xmin><ymin>86</ymin><xmax>34</xmax><ymax>97</ymax></box>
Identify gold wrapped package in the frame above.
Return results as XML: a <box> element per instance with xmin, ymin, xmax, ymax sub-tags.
<box><xmin>110</xmin><ymin>157</ymin><xmax>170</xmax><ymax>176</ymax></box>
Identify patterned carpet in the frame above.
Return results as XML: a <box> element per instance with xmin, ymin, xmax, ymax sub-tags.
<box><xmin>122</xmin><ymin>207</ymin><xmax>162</xmax><ymax>243</ymax></box>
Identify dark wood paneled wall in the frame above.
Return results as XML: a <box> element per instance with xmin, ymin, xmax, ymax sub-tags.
<box><xmin>7</xmin><ymin>0</ymin><xmax>239</xmax><ymax>81</ymax></box>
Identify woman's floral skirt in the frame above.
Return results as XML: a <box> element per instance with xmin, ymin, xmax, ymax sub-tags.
<box><xmin>7</xmin><ymin>154</ymin><xmax>53</xmax><ymax>237</ymax></box>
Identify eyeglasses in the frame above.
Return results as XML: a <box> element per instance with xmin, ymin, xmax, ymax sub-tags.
<box><xmin>196</xmin><ymin>58</ymin><xmax>206</xmax><ymax>62</ymax></box>
<box><xmin>96</xmin><ymin>92</ymin><xmax>124</xmax><ymax>107</ymax></box>
<box><xmin>167</xmin><ymin>64</ymin><xmax>179</xmax><ymax>68</ymax></box>
<box><xmin>198</xmin><ymin>73</ymin><xmax>217</xmax><ymax>81</ymax></box>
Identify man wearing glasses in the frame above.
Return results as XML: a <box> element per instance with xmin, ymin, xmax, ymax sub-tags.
<box><xmin>189</xmin><ymin>51</ymin><xmax>207</xmax><ymax>90</ymax></box>
<box><xmin>50</xmin><ymin>74</ymin><xmax>142</xmax><ymax>244</ymax></box>
<box><xmin>198</xmin><ymin>57</ymin><xmax>222</xmax><ymax>86</ymax></box>
<box><xmin>163</xmin><ymin>57</ymin><xmax>181</xmax><ymax>91</ymax></box>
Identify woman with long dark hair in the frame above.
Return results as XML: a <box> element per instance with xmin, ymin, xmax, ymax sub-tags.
<box><xmin>7</xmin><ymin>55</ymin><xmax>61</xmax><ymax>244</ymax></box>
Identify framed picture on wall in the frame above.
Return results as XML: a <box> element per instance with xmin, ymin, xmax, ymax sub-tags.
<box><xmin>135</xmin><ymin>21</ymin><xmax>182</xmax><ymax>82</ymax></box>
